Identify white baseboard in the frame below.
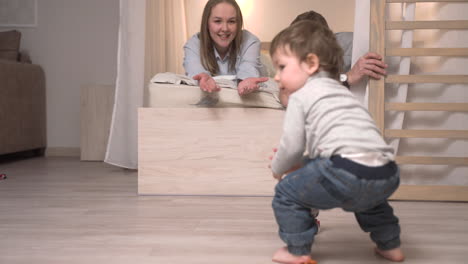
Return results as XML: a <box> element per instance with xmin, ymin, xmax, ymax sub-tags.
<box><xmin>45</xmin><ymin>147</ymin><xmax>80</xmax><ymax>157</ymax></box>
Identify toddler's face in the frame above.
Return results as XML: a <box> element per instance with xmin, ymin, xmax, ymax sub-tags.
<box><xmin>272</xmin><ymin>47</ymin><xmax>312</xmax><ymax>105</ymax></box>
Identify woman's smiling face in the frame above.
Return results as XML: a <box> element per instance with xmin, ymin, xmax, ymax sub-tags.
<box><xmin>208</xmin><ymin>2</ymin><xmax>238</xmax><ymax>57</ymax></box>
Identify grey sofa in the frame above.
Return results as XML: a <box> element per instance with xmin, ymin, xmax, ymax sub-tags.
<box><xmin>0</xmin><ymin>30</ymin><xmax>46</xmax><ymax>156</ymax></box>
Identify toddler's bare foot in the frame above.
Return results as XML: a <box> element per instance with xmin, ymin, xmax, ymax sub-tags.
<box><xmin>375</xmin><ymin>247</ymin><xmax>405</xmax><ymax>262</ymax></box>
<box><xmin>272</xmin><ymin>247</ymin><xmax>317</xmax><ymax>264</ymax></box>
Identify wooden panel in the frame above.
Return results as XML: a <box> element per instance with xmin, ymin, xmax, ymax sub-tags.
<box><xmin>4</xmin><ymin>156</ymin><xmax>468</xmax><ymax>262</ymax></box>
<box><xmin>386</xmin><ymin>48</ymin><xmax>468</xmax><ymax>57</ymax></box>
<box><xmin>386</xmin><ymin>74</ymin><xmax>468</xmax><ymax>83</ymax></box>
<box><xmin>386</xmin><ymin>102</ymin><xmax>468</xmax><ymax>111</ymax></box>
<box><xmin>390</xmin><ymin>185</ymin><xmax>468</xmax><ymax>202</ymax></box>
<box><xmin>138</xmin><ymin>107</ymin><xmax>284</xmax><ymax>195</ymax></box>
<box><xmin>396</xmin><ymin>156</ymin><xmax>468</xmax><ymax>165</ymax></box>
<box><xmin>385</xmin><ymin>129</ymin><xmax>468</xmax><ymax>138</ymax></box>
<box><xmin>369</xmin><ymin>0</ymin><xmax>386</xmax><ymax>133</ymax></box>
<box><xmin>80</xmin><ymin>84</ymin><xmax>115</xmax><ymax>161</ymax></box>
<box><xmin>387</xmin><ymin>20</ymin><xmax>468</xmax><ymax>30</ymax></box>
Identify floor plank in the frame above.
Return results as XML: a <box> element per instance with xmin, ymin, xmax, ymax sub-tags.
<box><xmin>1</xmin><ymin>157</ymin><xmax>467</xmax><ymax>264</ymax></box>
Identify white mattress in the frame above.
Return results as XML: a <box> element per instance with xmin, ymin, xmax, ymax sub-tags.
<box><xmin>148</xmin><ymin>82</ymin><xmax>283</xmax><ymax>109</ymax></box>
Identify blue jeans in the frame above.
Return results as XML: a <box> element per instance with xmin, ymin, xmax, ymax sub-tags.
<box><xmin>272</xmin><ymin>157</ymin><xmax>401</xmax><ymax>256</ymax></box>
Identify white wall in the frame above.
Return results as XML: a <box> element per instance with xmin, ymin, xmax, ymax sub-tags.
<box><xmin>185</xmin><ymin>0</ymin><xmax>356</xmax><ymax>41</ymax></box>
<box><xmin>2</xmin><ymin>0</ymin><xmax>119</xmax><ymax>150</ymax></box>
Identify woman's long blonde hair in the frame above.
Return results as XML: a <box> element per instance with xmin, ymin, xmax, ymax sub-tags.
<box><xmin>199</xmin><ymin>0</ymin><xmax>244</xmax><ymax>75</ymax></box>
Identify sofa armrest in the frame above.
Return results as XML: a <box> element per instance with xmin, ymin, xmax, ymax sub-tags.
<box><xmin>0</xmin><ymin>60</ymin><xmax>46</xmax><ymax>154</ymax></box>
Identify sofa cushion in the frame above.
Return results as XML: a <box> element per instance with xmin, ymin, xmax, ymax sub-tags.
<box><xmin>0</xmin><ymin>30</ymin><xmax>21</xmax><ymax>61</ymax></box>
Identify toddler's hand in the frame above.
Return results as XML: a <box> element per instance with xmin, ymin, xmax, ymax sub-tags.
<box><xmin>269</xmin><ymin>148</ymin><xmax>282</xmax><ymax>181</ymax></box>
<box><xmin>268</xmin><ymin>147</ymin><xmax>278</xmax><ymax>161</ymax></box>
<box><xmin>272</xmin><ymin>172</ymin><xmax>282</xmax><ymax>181</ymax></box>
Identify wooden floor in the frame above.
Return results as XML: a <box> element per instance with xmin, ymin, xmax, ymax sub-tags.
<box><xmin>0</xmin><ymin>157</ymin><xmax>467</xmax><ymax>264</ymax></box>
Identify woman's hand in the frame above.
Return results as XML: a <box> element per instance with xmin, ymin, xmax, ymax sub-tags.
<box><xmin>347</xmin><ymin>52</ymin><xmax>387</xmax><ymax>86</ymax></box>
<box><xmin>193</xmin><ymin>73</ymin><xmax>221</xmax><ymax>93</ymax></box>
<box><xmin>238</xmin><ymin>77</ymin><xmax>269</xmax><ymax>95</ymax></box>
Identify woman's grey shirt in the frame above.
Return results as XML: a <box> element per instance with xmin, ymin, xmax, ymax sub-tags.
<box><xmin>183</xmin><ymin>30</ymin><xmax>262</xmax><ymax>80</ymax></box>
<box><xmin>335</xmin><ymin>32</ymin><xmax>353</xmax><ymax>73</ymax></box>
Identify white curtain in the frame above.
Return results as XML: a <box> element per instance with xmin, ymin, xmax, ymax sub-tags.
<box><xmin>105</xmin><ymin>0</ymin><xmax>187</xmax><ymax>169</ymax></box>
<box><xmin>145</xmin><ymin>0</ymin><xmax>187</xmax><ymax>86</ymax></box>
<box><xmin>105</xmin><ymin>0</ymin><xmax>146</xmax><ymax>169</ymax></box>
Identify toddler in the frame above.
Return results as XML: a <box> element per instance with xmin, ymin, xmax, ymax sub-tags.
<box><xmin>268</xmin><ymin>20</ymin><xmax>405</xmax><ymax>264</ymax></box>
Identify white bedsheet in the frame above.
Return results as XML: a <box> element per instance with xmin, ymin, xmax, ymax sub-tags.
<box><xmin>148</xmin><ymin>72</ymin><xmax>283</xmax><ymax>109</ymax></box>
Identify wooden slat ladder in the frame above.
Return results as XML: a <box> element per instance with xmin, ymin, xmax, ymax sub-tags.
<box><xmin>369</xmin><ymin>0</ymin><xmax>468</xmax><ymax>201</ymax></box>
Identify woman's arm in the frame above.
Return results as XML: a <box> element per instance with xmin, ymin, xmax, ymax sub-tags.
<box><xmin>235</xmin><ymin>31</ymin><xmax>262</xmax><ymax>81</ymax></box>
<box><xmin>236</xmin><ymin>31</ymin><xmax>268</xmax><ymax>95</ymax></box>
<box><xmin>183</xmin><ymin>34</ymin><xmax>219</xmax><ymax>92</ymax></box>
<box><xmin>183</xmin><ymin>34</ymin><xmax>210</xmax><ymax>78</ymax></box>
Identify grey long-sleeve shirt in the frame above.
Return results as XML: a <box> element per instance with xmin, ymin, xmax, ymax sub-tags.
<box><xmin>183</xmin><ymin>30</ymin><xmax>263</xmax><ymax>80</ymax></box>
<box><xmin>271</xmin><ymin>72</ymin><xmax>395</xmax><ymax>176</ymax></box>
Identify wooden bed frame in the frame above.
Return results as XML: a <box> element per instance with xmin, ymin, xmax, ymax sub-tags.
<box><xmin>138</xmin><ymin>107</ymin><xmax>283</xmax><ymax>196</ymax></box>
<box><xmin>138</xmin><ymin>0</ymin><xmax>468</xmax><ymax>200</ymax></box>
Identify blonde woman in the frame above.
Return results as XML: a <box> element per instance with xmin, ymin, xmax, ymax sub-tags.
<box><xmin>183</xmin><ymin>0</ymin><xmax>268</xmax><ymax>95</ymax></box>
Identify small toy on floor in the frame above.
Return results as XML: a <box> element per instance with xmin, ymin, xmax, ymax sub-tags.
<box><xmin>0</xmin><ymin>174</ymin><xmax>6</xmax><ymax>180</ymax></box>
